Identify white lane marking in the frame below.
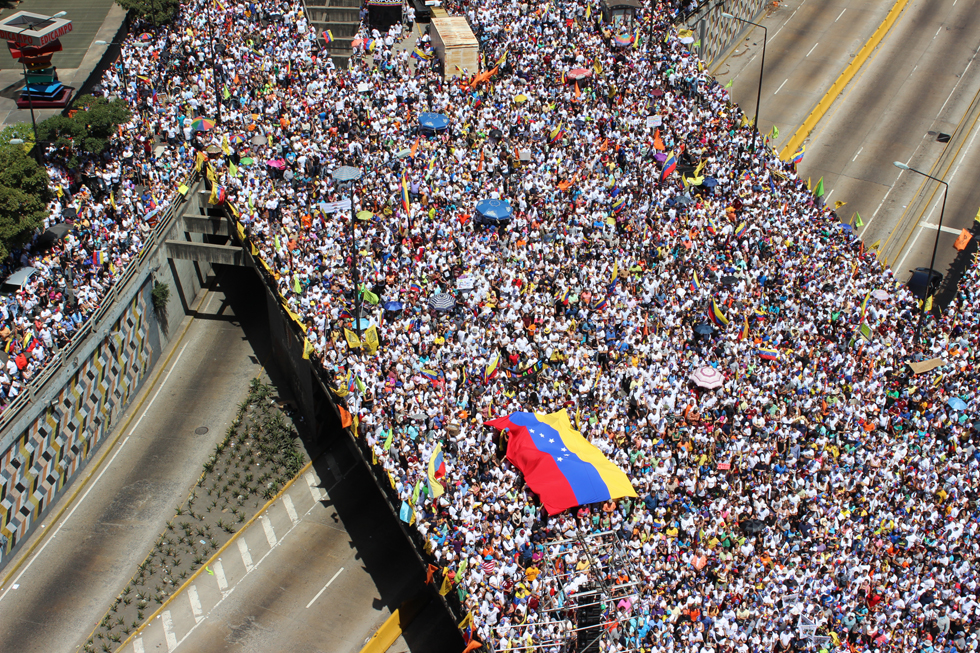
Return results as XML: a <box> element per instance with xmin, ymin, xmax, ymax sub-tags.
<box><xmin>261</xmin><ymin>515</ymin><xmax>277</xmax><ymax>547</ymax></box>
<box><xmin>306</xmin><ymin>472</ymin><xmax>324</xmax><ymax>502</ymax></box>
<box><xmin>282</xmin><ymin>495</ymin><xmax>299</xmax><ymax>525</ymax></box>
<box><xmin>306</xmin><ymin>568</ymin><xmax>345</xmax><ymax>609</ymax></box>
<box><xmin>835</xmin><ymin>8</ymin><xmax>846</xmax><ymax>22</ymax></box>
<box><xmin>213</xmin><ymin>561</ymin><xmax>229</xmax><ymax>592</ymax></box>
<box><xmin>774</xmin><ymin>79</ymin><xmax>788</xmax><ymax>95</ymax></box>
<box><xmin>935</xmin><ymin>26</ymin><xmax>943</xmax><ymax>39</ymax></box>
<box><xmin>825</xmin><ymin>189</ymin><xmax>834</xmax><ymax>203</ymax></box>
<box><xmin>921</xmin><ymin>223</ymin><xmax>963</xmax><ymax>235</ymax></box>
<box><xmin>852</xmin><ymin>147</ymin><xmax>863</xmax><ymax>162</ymax></box>
<box><xmin>162</xmin><ymin>610</ymin><xmax>177</xmax><ymax>651</ymax></box>
<box><xmin>188</xmin><ymin>585</ymin><xmax>203</xmax><ymax>623</ymax></box>
<box><xmin>805</xmin><ymin>42</ymin><xmax>818</xmax><ymax>58</ymax></box>
<box><xmin>896</xmin><ymin>117</ymin><xmax>980</xmax><ymax>272</ymax></box>
<box><xmin>0</xmin><ymin>339</ymin><xmax>191</xmax><ymax>602</ymax></box>
<box><xmin>170</xmin><ymin>494</ymin><xmax>315</xmax><ymax>650</ymax></box>
<box><xmin>133</xmin><ymin>638</ymin><xmax>145</xmax><ymax>653</ymax></box>
<box><xmin>237</xmin><ymin>539</ymin><xmax>254</xmax><ymax>572</ymax></box>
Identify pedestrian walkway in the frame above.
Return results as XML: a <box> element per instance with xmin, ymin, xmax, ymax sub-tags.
<box><xmin>119</xmin><ymin>466</ymin><xmax>398</xmax><ymax>653</ymax></box>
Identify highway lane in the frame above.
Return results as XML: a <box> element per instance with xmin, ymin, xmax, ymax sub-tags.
<box><xmin>0</xmin><ymin>269</ymin><xmax>268</xmax><ymax>653</ymax></box>
<box><xmin>712</xmin><ymin>0</ymin><xmax>897</xmax><ymax>148</ymax></box>
<box><xmin>790</xmin><ymin>0</ymin><xmax>980</xmax><ymax>290</ymax></box>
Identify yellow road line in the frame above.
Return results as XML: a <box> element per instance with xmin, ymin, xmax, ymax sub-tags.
<box><xmin>114</xmin><ymin>459</ymin><xmax>315</xmax><ymax>652</ymax></box>
<box><xmin>779</xmin><ymin>0</ymin><xmax>912</xmax><ymax>160</ymax></box>
<box><xmin>358</xmin><ymin>594</ymin><xmax>429</xmax><ymax>653</ymax></box>
<box><xmin>0</xmin><ymin>286</ymin><xmax>212</xmax><ymax>593</ymax></box>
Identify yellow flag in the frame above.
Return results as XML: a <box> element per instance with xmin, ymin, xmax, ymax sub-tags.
<box><xmin>195</xmin><ymin>150</ymin><xmax>206</xmax><ymax>172</ymax></box>
<box><xmin>834</xmin><ymin>200</ymin><xmax>847</xmax><ymax>210</ymax></box>
<box><xmin>610</xmin><ymin>261</ymin><xmax>618</xmax><ymax>283</ymax></box>
<box><xmin>209</xmin><ymin>183</ymin><xmax>219</xmax><ymax>205</ymax></box>
<box><xmin>868</xmin><ymin>239</ymin><xmax>881</xmax><ymax>251</ymax></box>
<box><xmin>924</xmin><ymin>295</ymin><xmax>934</xmax><ymax>311</ymax></box>
<box><xmin>438</xmin><ymin>573</ymin><xmax>453</xmax><ymax>596</ymax></box>
<box><xmin>975</xmin><ymin>205</ymin><xmax>980</xmax><ymax>223</ymax></box>
<box><xmin>344</xmin><ymin>328</ymin><xmax>362</xmax><ymax>349</ymax></box>
<box><xmin>585</xmin><ymin>3</ymin><xmax>591</xmax><ymax>20</ymax></box>
<box><xmin>302</xmin><ymin>338</ymin><xmax>314</xmax><ymax>360</ymax></box>
<box><xmin>109</xmin><ymin>191</ymin><xmax>117</xmax><ymax>210</ymax></box>
<box><xmin>695</xmin><ymin>159</ymin><xmax>706</xmax><ymax>176</ymax></box>
<box><xmin>362</xmin><ymin>325</ymin><xmax>380</xmax><ymax>354</ymax></box>
<box><xmin>206</xmin><ymin>164</ymin><xmax>217</xmax><ymax>184</ymax></box>
<box><xmin>221</xmin><ymin>134</ymin><xmax>231</xmax><ymax>156</ymax></box>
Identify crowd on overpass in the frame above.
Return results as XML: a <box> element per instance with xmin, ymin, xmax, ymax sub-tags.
<box><xmin>3</xmin><ymin>0</ymin><xmax>980</xmax><ymax>651</ymax></box>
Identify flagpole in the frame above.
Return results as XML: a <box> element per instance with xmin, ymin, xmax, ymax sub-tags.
<box><xmin>722</xmin><ymin>13</ymin><xmax>767</xmax><ymax>159</ymax></box>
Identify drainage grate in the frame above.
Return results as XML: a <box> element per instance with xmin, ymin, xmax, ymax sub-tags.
<box><xmin>194</xmin><ymin>427</ymin><xmax>209</xmax><ymax>435</ymax></box>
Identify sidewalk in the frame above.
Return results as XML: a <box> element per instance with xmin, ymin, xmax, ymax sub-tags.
<box><xmin>0</xmin><ymin>0</ymin><xmax>128</xmax><ymax>126</ymax></box>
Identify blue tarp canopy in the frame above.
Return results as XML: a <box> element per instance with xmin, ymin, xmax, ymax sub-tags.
<box><xmin>418</xmin><ymin>112</ymin><xmax>449</xmax><ymax>132</ymax></box>
<box><xmin>475</xmin><ymin>199</ymin><xmax>513</xmax><ymax>224</ymax></box>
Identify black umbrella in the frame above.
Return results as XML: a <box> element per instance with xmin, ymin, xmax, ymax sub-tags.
<box><xmin>37</xmin><ymin>223</ymin><xmax>71</xmax><ymax>248</ymax></box>
<box><xmin>62</xmin><ymin>207</ymin><xmax>77</xmax><ymax>221</ymax></box>
<box><xmin>693</xmin><ymin>322</ymin><xmax>714</xmax><ymax>335</ymax></box>
<box><xmin>489</xmin><ymin>128</ymin><xmax>503</xmax><ymax>142</ymax></box>
<box><xmin>721</xmin><ymin>275</ymin><xmax>738</xmax><ymax>286</ymax></box>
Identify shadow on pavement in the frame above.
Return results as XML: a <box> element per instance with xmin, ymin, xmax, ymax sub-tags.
<box><xmin>214</xmin><ymin>265</ymin><xmax>461</xmax><ymax>652</ymax></box>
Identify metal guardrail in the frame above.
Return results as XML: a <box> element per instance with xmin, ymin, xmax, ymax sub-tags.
<box><xmin>0</xmin><ymin>171</ymin><xmax>200</xmax><ymax>437</ymax></box>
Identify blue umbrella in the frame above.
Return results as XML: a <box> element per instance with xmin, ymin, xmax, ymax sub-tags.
<box><xmin>383</xmin><ymin>301</ymin><xmax>404</xmax><ymax>312</ymax></box>
<box><xmin>702</xmin><ymin>177</ymin><xmax>719</xmax><ymax>187</ymax></box>
<box><xmin>475</xmin><ymin>199</ymin><xmax>513</xmax><ymax>223</ymax></box>
<box><xmin>418</xmin><ymin>112</ymin><xmax>449</xmax><ymax>132</ymax></box>
<box><xmin>947</xmin><ymin>397</ymin><xmax>969</xmax><ymax>411</ymax></box>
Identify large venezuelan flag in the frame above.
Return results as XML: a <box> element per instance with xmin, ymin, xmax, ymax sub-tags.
<box><xmin>486</xmin><ymin>410</ymin><xmax>636</xmax><ymax>515</ymax></box>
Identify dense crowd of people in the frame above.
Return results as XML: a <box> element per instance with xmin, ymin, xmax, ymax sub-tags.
<box><xmin>2</xmin><ymin>0</ymin><xmax>979</xmax><ymax>651</ymax></box>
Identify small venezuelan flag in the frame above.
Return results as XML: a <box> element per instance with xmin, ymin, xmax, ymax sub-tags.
<box><xmin>708</xmin><ymin>299</ymin><xmax>729</xmax><ymax>326</ymax></box>
<box><xmin>758</xmin><ymin>347</ymin><xmax>779</xmax><ymax>361</ymax></box>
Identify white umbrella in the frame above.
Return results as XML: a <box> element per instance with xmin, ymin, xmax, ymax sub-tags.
<box><xmin>690</xmin><ymin>365</ymin><xmax>724</xmax><ymax>389</ymax></box>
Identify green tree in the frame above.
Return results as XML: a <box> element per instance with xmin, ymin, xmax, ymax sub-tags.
<box><xmin>114</xmin><ymin>0</ymin><xmax>180</xmax><ymax>25</ymax></box>
<box><xmin>38</xmin><ymin>95</ymin><xmax>132</xmax><ymax>168</ymax></box>
<box><xmin>0</xmin><ymin>126</ymin><xmax>52</xmax><ymax>261</ymax></box>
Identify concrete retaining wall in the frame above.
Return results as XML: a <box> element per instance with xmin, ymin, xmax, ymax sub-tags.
<box><xmin>0</xmin><ymin>175</ymin><xmax>212</xmax><ymax>568</ymax></box>
<box><xmin>690</xmin><ymin>0</ymin><xmax>771</xmax><ymax>68</ymax></box>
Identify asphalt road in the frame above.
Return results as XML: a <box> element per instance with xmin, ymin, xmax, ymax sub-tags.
<box><xmin>712</xmin><ymin>0</ymin><xmax>897</xmax><ymax>148</ymax></box>
<box><xmin>0</xmin><ymin>269</ymin><xmax>267</xmax><ymax>653</ymax></box>
<box><xmin>715</xmin><ymin>0</ymin><xmax>980</xmax><ymax>299</ymax></box>
<box><xmin>789</xmin><ymin>0</ymin><xmax>980</xmax><ymax>293</ymax></box>
<box><xmin>124</xmin><ymin>437</ymin><xmax>461</xmax><ymax>653</ymax></box>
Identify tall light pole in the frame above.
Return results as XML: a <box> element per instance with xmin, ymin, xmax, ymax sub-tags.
<box><xmin>332</xmin><ymin>166</ymin><xmax>364</xmax><ymax>340</ymax></box>
<box><xmin>207</xmin><ymin>3</ymin><xmax>222</xmax><ymax>125</ymax></box>
<box><xmin>722</xmin><ymin>12</ymin><xmax>766</xmax><ymax>158</ymax></box>
<box><xmin>893</xmin><ymin>161</ymin><xmax>949</xmax><ymax>346</ymax></box>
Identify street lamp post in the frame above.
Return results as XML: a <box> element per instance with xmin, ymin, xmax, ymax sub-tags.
<box><xmin>332</xmin><ymin>166</ymin><xmax>364</xmax><ymax>341</ymax></box>
<box><xmin>207</xmin><ymin>4</ymin><xmax>222</xmax><ymax>125</ymax></box>
<box><xmin>893</xmin><ymin>161</ymin><xmax>949</xmax><ymax>346</ymax></box>
<box><xmin>722</xmin><ymin>12</ymin><xmax>767</xmax><ymax>158</ymax></box>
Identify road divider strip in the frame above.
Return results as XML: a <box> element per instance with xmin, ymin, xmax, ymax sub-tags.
<box><xmin>779</xmin><ymin>0</ymin><xmax>912</xmax><ymax>160</ymax></box>
<box><xmin>114</xmin><ymin>459</ymin><xmax>315</xmax><ymax>653</ymax></box>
